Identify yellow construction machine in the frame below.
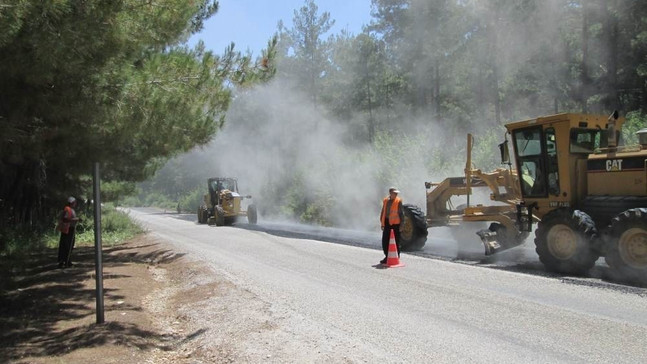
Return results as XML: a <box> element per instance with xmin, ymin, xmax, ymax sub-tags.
<box><xmin>197</xmin><ymin>177</ymin><xmax>258</xmax><ymax>226</ymax></box>
<box><xmin>404</xmin><ymin>112</ymin><xmax>647</xmax><ymax>279</ymax></box>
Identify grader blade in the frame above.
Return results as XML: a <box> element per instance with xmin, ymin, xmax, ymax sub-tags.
<box><xmin>476</xmin><ymin>229</ymin><xmax>503</xmax><ymax>255</ymax></box>
<box><xmin>476</xmin><ymin>226</ymin><xmax>526</xmax><ymax>256</ymax></box>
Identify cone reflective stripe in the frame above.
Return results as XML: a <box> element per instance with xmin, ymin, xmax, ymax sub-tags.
<box><xmin>386</xmin><ymin>229</ymin><xmax>405</xmax><ymax>268</ymax></box>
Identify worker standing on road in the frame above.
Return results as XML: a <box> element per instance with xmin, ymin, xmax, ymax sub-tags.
<box><xmin>380</xmin><ymin>187</ymin><xmax>404</xmax><ymax>264</ymax></box>
<box><xmin>57</xmin><ymin>196</ymin><xmax>80</xmax><ymax>268</ymax></box>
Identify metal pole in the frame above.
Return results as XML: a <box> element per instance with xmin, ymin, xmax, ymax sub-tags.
<box><xmin>93</xmin><ymin>162</ymin><xmax>105</xmax><ymax>324</ymax></box>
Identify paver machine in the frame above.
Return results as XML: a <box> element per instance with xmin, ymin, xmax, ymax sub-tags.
<box><xmin>197</xmin><ymin>177</ymin><xmax>258</xmax><ymax>226</ymax></box>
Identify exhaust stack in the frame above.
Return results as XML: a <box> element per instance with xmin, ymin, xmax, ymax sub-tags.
<box><xmin>607</xmin><ymin>110</ymin><xmax>619</xmax><ymax>150</ymax></box>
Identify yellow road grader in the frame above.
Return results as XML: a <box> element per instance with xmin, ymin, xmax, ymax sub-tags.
<box><xmin>401</xmin><ymin>112</ymin><xmax>647</xmax><ymax>278</ymax></box>
<box><xmin>197</xmin><ymin>177</ymin><xmax>257</xmax><ymax>226</ymax></box>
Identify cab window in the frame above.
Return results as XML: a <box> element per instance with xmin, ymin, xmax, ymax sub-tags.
<box><xmin>513</xmin><ymin>127</ymin><xmax>547</xmax><ymax>197</ymax></box>
<box><xmin>569</xmin><ymin>128</ymin><xmax>598</xmax><ymax>154</ymax></box>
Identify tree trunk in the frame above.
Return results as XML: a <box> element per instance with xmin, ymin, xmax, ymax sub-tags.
<box><xmin>603</xmin><ymin>0</ymin><xmax>619</xmax><ymax>111</ymax></box>
<box><xmin>581</xmin><ymin>1</ymin><xmax>590</xmax><ymax>113</ymax></box>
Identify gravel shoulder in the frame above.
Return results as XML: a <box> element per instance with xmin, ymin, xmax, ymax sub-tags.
<box><xmin>0</xmin><ymin>233</ymin><xmax>278</xmax><ymax>364</ymax></box>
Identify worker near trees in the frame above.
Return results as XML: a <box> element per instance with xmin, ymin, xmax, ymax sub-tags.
<box><xmin>57</xmin><ymin>196</ymin><xmax>80</xmax><ymax>268</ymax></box>
<box><xmin>380</xmin><ymin>187</ymin><xmax>404</xmax><ymax>264</ymax></box>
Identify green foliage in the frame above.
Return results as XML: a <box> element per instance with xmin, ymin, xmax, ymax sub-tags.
<box><xmin>277</xmin><ymin>0</ymin><xmax>334</xmax><ymax>106</ymax></box>
<box><xmin>471</xmin><ymin>128</ymin><xmax>508</xmax><ymax>173</ymax></box>
<box><xmin>0</xmin><ymin>0</ymin><xmax>277</xmax><ymax>228</ymax></box>
<box><xmin>101</xmin><ymin>181</ymin><xmax>137</xmax><ymax>204</ymax></box>
<box><xmin>121</xmin><ymin>190</ymin><xmax>144</xmax><ymax>207</ymax></box>
<box><xmin>2</xmin><ymin>206</ymin><xmax>142</xmax><ymax>258</ymax></box>
<box><xmin>110</xmin><ymin>0</ymin><xmax>647</xmax><ymax>232</ymax></box>
<box><xmin>49</xmin><ymin>207</ymin><xmax>143</xmax><ymax>248</ymax></box>
<box><xmin>0</xmin><ymin>227</ymin><xmax>49</xmax><ymax>258</ymax></box>
<box><xmin>178</xmin><ymin>187</ymin><xmax>205</xmax><ymax>213</ymax></box>
<box><xmin>372</xmin><ymin>130</ymin><xmax>436</xmax><ymax>186</ymax></box>
<box><xmin>622</xmin><ymin>111</ymin><xmax>647</xmax><ymax>146</ymax></box>
<box><xmin>141</xmin><ymin>192</ymin><xmax>178</xmax><ymax>210</ymax></box>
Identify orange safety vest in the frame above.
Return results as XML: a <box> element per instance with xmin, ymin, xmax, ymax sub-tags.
<box><xmin>380</xmin><ymin>196</ymin><xmax>402</xmax><ymax>226</ymax></box>
<box><xmin>57</xmin><ymin>206</ymin><xmax>74</xmax><ymax>234</ymax></box>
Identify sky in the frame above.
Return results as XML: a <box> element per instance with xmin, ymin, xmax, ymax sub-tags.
<box><xmin>188</xmin><ymin>0</ymin><xmax>374</xmax><ymax>55</ymax></box>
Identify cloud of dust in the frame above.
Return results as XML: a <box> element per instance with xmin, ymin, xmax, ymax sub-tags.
<box><xmin>181</xmin><ymin>78</ymin><xmax>460</xmax><ymax>232</ymax></box>
<box><xmin>174</xmin><ymin>0</ymin><xmax>570</xmax><ymax>248</ymax></box>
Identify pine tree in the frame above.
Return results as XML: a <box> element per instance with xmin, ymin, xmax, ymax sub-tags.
<box><xmin>0</xmin><ymin>0</ymin><xmax>276</xmax><ymax>227</ymax></box>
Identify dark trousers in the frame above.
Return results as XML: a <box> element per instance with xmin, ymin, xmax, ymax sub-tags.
<box><xmin>58</xmin><ymin>227</ymin><xmax>76</xmax><ymax>265</ymax></box>
<box><xmin>382</xmin><ymin>222</ymin><xmax>401</xmax><ymax>257</ymax></box>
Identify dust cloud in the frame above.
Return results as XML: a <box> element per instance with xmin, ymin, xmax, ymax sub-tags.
<box><xmin>185</xmin><ymin>82</ymin><xmax>412</xmax><ymax>230</ymax></box>
<box><xmin>180</xmin><ymin>78</ymin><xmax>458</xmax><ymax>232</ymax></box>
<box><xmin>168</xmin><ymin>0</ymin><xmax>568</xmax><ymax>238</ymax></box>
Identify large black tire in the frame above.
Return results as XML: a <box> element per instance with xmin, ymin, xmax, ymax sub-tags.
<box><xmin>579</xmin><ymin>196</ymin><xmax>647</xmax><ymax>228</ymax></box>
<box><xmin>400</xmin><ymin>204</ymin><xmax>428</xmax><ymax>251</ymax></box>
<box><xmin>214</xmin><ymin>206</ymin><xmax>225</xmax><ymax>226</ymax></box>
<box><xmin>197</xmin><ymin>206</ymin><xmax>208</xmax><ymax>224</ymax></box>
<box><xmin>247</xmin><ymin>204</ymin><xmax>258</xmax><ymax>224</ymax></box>
<box><xmin>605</xmin><ymin>208</ymin><xmax>647</xmax><ymax>278</ymax></box>
<box><xmin>534</xmin><ymin>208</ymin><xmax>599</xmax><ymax>274</ymax></box>
<box><xmin>197</xmin><ymin>207</ymin><xmax>204</xmax><ymax>224</ymax></box>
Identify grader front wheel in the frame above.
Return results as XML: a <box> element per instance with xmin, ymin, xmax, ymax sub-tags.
<box><xmin>214</xmin><ymin>206</ymin><xmax>225</xmax><ymax>227</ymax></box>
<box><xmin>400</xmin><ymin>204</ymin><xmax>428</xmax><ymax>251</ymax></box>
<box><xmin>197</xmin><ymin>207</ymin><xmax>205</xmax><ymax>224</ymax></box>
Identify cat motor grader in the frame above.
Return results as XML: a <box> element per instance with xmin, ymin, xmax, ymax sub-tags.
<box><xmin>197</xmin><ymin>177</ymin><xmax>258</xmax><ymax>226</ymax></box>
<box><xmin>403</xmin><ymin>112</ymin><xmax>647</xmax><ymax>278</ymax></box>
<box><xmin>399</xmin><ymin>133</ymin><xmax>527</xmax><ymax>254</ymax></box>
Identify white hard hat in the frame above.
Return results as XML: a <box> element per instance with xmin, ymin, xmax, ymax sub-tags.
<box><xmin>67</xmin><ymin>196</ymin><xmax>76</xmax><ymax>203</ymax></box>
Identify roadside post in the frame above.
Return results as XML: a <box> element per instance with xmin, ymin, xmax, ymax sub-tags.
<box><xmin>93</xmin><ymin>162</ymin><xmax>105</xmax><ymax>324</ymax></box>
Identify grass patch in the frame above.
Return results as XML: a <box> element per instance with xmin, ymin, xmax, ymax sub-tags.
<box><xmin>1</xmin><ymin>206</ymin><xmax>144</xmax><ymax>259</ymax></box>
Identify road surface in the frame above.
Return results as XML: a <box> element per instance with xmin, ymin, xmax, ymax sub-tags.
<box><xmin>128</xmin><ymin>208</ymin><xmax>647</xmax><ymax>363</ymax></box>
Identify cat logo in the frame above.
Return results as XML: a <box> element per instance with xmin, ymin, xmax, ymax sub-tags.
<box><xmin>606</xmin><ymin>159</ymin><xmax>623</xmax><ymax>172</ymax></box>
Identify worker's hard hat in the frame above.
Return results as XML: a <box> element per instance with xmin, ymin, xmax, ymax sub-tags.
<box><xmin>389</xmin><ymin>187</ymin><xmax>400</xmax><ymax>194</ymax></box>
<box><xmin>67</xmin><ymin>196</ymin><xmax>76</xmax><ymax>203</ymax></box>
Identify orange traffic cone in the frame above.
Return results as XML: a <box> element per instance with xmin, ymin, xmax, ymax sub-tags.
<box><xmin>386</xmin><ymin>230</ymin><xmax>405</xmax><ymax>268</ymax></box>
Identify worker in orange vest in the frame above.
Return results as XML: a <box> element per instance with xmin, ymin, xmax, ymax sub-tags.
<box><xmin>379</xmin><ymin>187</ymin><xmax>404</xmax><ymax>264</ymax></box>
<box><xmin>57</xmin><ymin>196</ymin><xmax>80</xmax><ymax>268</ymax></box>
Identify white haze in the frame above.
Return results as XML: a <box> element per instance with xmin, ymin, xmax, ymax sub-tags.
<box><xmin>167</xmin><ymin>0</ymin><xmax>574</xmax><ymax>233</ymax></box>
<box><xmin>180</xmin><ymin>78</ymin><xmax>466</xmax><ymax>232</ymax></box>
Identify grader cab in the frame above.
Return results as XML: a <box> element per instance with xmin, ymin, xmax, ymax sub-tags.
<box><xmin>416</xmin><ymin>112</ymin><xmax>647</xmax><ymax>279</ymax></box>
<box><xmin>197</xmin><ymin>177</ymin><xmax>258</xmax><ymax>226</ymax></box>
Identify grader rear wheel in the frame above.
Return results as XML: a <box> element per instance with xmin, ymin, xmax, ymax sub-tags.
<box><xmin>534</xmin><ymin>208</ymin><xmax>599</xmax><ymax>275</ymax></box>
<box><xmin>606</xmin><ymin>208</ymin><xmax>647</xmax><ymax>276</ymax></box>
<box><xmin>247</xmin><ymin>204</ymin><xmax>258</xmax><ymax>224</ymax></box>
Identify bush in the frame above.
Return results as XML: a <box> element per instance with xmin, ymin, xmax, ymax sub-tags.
<box><xmin>72</xmin><ymin>206</ymin><xmax>143</xmax><ymax>247</ymax></box>
<box><xmin>178</xmin><ymin>187</ymin><xmax>204</xmax><ymax>213</ymax></box>
<box><xmin>622</xmin><ymin>110</ymin><xmax>647</xmax><ymax>146</ymax></box>
<box><xmin>0</xmin><ymin>228</ymin><xmax>49</xmax><ymax>258</ymax></box>
<box><xmin>25</xmin><ymin>206</ymin><xmax>143</xmax><ymax>253</ymax></box>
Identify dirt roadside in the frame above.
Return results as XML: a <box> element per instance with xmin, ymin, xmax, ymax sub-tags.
<box><xmin>0</xmin><ymin>234</ymin><xmax>274</xmax><ymax>364</ymax></box>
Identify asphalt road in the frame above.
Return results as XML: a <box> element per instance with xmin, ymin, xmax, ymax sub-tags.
<box><xmin>128</xmin><ymin>208</ymin><xmax>647</xmax><ymax>363</ymax></box>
